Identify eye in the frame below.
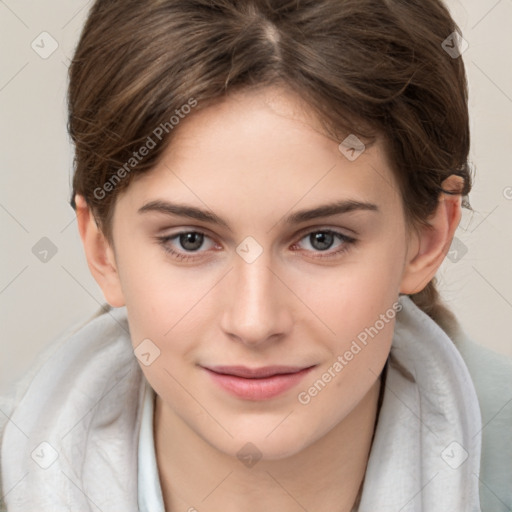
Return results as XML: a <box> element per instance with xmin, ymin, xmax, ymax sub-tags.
<box><xmin>292</xmin><ymin>229</ymin><xmax>356</xmax><ymax>259</ymax></box>
<box><xmin>156</xmin><ymin>231</ymin><xmax>218</xmax><ymax>261</ymax></box>
<box><xmin>156</xmin><ymin>228</ymin><xmax>356</xmax><ymax>263</ymax></box>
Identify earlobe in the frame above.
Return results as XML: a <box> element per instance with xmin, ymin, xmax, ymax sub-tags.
<box><xmin>74</xmin><ymin>194</ymin><xmax>126</xmax><ymax>308</ymax></box>
<box><xmin>400</xmin><ymin>176</ymin><xmax>463</xmax><ymax>295</ymax></box>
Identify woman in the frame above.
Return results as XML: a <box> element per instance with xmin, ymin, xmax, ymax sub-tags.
<box><xmin>1</xmin><ymin>0</ymin><xmax>511</xmax><ymax>510</ymax></box>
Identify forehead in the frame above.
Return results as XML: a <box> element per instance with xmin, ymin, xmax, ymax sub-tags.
<box><xmin>114</xmin><ymin>86</ymin><xmax>401</xmax><ymax>224</ymax></box>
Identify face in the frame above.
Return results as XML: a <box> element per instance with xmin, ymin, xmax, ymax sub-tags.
<box><xmin>108</xmin><ymin>86</ymin><xmax>411</xmax><ymax>459</ymax></box>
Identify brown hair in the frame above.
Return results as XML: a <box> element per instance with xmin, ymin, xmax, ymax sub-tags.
<box><xmin>68</xmin><ymin>0</ymin><xmax>472</xmax><ymax>333</ymax></box>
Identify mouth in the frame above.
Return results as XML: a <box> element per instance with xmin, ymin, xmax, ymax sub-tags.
<box><xmin>201</xmin><ymin>365</ymin><xmax>316</xmax><ymax>401</ymax></box>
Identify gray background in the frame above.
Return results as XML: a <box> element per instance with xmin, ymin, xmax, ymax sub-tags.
<box><xmin>1</xmin><ymin>0</ymin><xmax>512</xmax><ymax>395</ymax></box>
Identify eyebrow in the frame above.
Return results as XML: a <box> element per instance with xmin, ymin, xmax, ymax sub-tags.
<box><xmin>137</xmin><ymin>199</ymin><xmax>379</xmax><ymax>228</ymax></box>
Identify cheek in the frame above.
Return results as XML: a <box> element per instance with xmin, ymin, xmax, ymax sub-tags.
<box><xmin>115</xmin><ymin>239</ymin><xmax>205</xmax><ymax>339</ymax></box>
<box><xmin>310</xmin><ymin>246</ymin><xmax>404</xmax><ymax>343</ymax></box>
<box><xmin>126</xmin><ymin>298</ymin><xmax>201</xmax><ymax>416</ymax></box>
<box><xmin>343</xmin><ymin>231</ymin><xmax>407</xmax><ymax>307</ymax></box>
<box><xmin>295</xmin><ymin>312</ymin><xmax>394</xmax><ymax>429</ymax></box>
<box><xmin>301</xmin><ymin>239</ymin><xmax>401</xmax><ymax>402</ymax></box>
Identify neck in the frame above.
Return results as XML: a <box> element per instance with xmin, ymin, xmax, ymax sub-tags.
<box><xmin>154</xmin><ymin>374</ymin><xmax>384</xmax><ymax>512</ymax></box>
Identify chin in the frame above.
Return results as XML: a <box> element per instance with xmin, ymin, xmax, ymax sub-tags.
<box><xmin>207</xmin><ymin>421</ymin><xmax>317</xmax><ymax>463</ymax></box>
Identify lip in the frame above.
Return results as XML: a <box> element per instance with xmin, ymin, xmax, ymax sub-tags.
<box><xmin>202</xmin><ymin>365</ymin><xmax>315</xmax><ymax>401</ymax></box>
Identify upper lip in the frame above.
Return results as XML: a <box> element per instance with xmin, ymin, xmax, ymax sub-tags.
<box><xmin>203</xmin><ymin>365</ymin><xmax>313</xmax><ymax>379</ymax></box>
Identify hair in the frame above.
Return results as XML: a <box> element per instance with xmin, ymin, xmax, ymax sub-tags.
<box><xmin>68</xmin><ymin>0</ymin><xmax>473</xmax><ymax>335</ymax></box>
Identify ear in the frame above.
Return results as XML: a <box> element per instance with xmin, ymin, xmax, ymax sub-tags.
<box><xmin>74</xmin><ymin>194</ymin><xmax>126</xmax><ymax>307</ymax></box>
<box><xmin>400</xmin><ymin>175</ymin><xmax>464</xmax><ymax>294</ymax></box>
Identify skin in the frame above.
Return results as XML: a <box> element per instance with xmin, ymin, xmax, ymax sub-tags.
<box><xmin>75</xmin><ymin>85</ymin><xmax>462</xmax><ymax>511</ymax></box>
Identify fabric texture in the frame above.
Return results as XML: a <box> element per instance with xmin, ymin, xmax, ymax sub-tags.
<box><xmin>0</xmin><ymin>295</ymin><xmax>511</xmax><ymax>511</ymax></box>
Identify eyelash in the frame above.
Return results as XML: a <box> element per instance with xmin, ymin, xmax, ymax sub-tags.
<box><xmin>156</xmin><ymin>229</ymin><xmax>357</xmax><ymax>262</ymax></box>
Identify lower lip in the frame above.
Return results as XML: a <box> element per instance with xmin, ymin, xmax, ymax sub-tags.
<box><xmin>203</xmin><ymin>367</ymin><xmax>314</xmax><ymax>401</ymax></box>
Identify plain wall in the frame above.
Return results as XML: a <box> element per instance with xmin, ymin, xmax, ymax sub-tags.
<box><xmin>1</xmin><ymin>0</ymin><xmax>512</xmax><ymax>395</ymax></box>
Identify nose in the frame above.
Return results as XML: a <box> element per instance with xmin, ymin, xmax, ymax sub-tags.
<box><xmin>219</xmin><ymin>250</ymin><xmax>292</xmax><ymax>348</ymax></box>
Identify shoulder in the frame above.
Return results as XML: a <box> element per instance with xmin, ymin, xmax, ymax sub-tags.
<box><xmin>450</xmin><ymin>325</ymin><xmax>512</xmax><ymax>511</ymax></box>
<box><xmin>451</xmin><ymin>327</ymin><xmax>512</xmax><ymax>405</ymax></box>
<box><xmin>0</xmin><ymin>304</ymin><xmax>117</xmax><ymax>511</ymax></box>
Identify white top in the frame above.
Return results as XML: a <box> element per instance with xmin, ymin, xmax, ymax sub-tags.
<box><xmin>1</xmin><ymin>295</ymin><xmax>484</xmax><ymax>511</ymax></box>
<box><xmin>138</xmin><ymin>383</ymin><xmax>165</xmax><ymax>512</ymax></box>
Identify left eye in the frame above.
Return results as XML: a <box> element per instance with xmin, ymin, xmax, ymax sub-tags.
<box><xmin>157</xmin><ymin>231</ymin><xmax>216</xmax><ymax>259</ymax></box>
<box><xmin>292</xmin><ymin>230</ymin><xmax>356</xmax><ymax>258</ymax></box>
<box><xmin>157</xmin><ymin>229</ymin><xmax>355</xmax><ymax>261</ymax></box>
